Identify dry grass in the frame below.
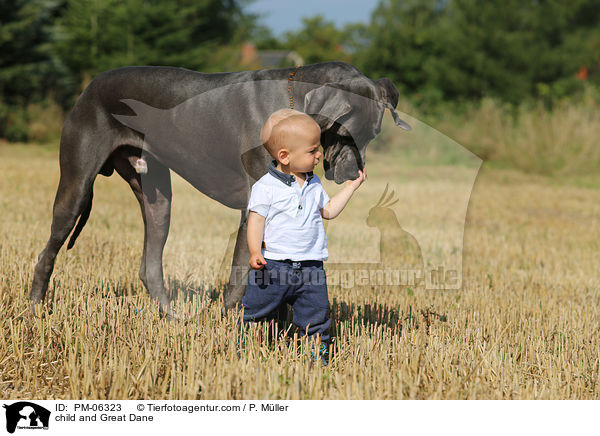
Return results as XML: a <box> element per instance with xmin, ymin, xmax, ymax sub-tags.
<box><xmin>1</xmin><ymin>136</ymin><xmax>599</xmax><ymax>399</ymax></box>
<box><xmin>388</xmin><ymin>95</ymin><xmax>600</xmax><ymax>177</ymax></box>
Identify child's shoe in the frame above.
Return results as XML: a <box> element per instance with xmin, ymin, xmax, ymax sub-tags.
<box><xmin>309</xmin><ymin>343</ymin><xmax>329</xmax><ymax>366</ymax></box>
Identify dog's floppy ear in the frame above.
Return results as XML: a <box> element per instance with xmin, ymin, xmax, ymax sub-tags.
<box><xmin>376</xmin><ymin>78</ymin><xmax>399</xmax><ymax>108</ymax></box>
<box><xmin>304</xmin><ymin>79</ymin><xmax>387</xmax><ymax>145</ymax></box>
<box><xmin>304</xmin><ymin>84</ymin><xmax>353</xmax><ymax>130</ymax></box>
<box><xmin>375</xmin><ymin>78</ymin><xmax>411</xmax><ymax>131</ymax></box>
<box><xmin>305</xmin><ymin>78</ymin><xmax>411</xmax><ymax>134</ymax></box>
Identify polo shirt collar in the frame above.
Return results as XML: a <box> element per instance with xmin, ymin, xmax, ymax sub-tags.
<box><xmin>268</xmin><ymin>159</ymin><xmax>313</xmax><ymax>186</ymax></box>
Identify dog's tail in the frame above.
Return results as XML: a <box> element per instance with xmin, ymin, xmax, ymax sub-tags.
<box><xmin>67</xmin><ymin>189</ymin><xmax>93</xmax><ymax>250</ymax></box>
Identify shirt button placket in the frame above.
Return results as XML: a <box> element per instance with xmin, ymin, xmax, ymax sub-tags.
<box><xmin>298</xmin><ymin>180</ymin><xmax>308</xmax><ymax>213</ymax></box>
<box><xmin>293</xmin><ymin>181</ymin><xmax>302</xmax><ymax>215</ymax></box>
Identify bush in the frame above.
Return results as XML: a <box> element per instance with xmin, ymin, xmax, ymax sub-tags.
<box><xmin>0</xmin><ymin>99</ymin><xmax>64</xmax><ymax>144</ymax></box>
<box><xmin>26</xmin><ymin>100</ymin><xmax>64</xmax><ymax>144</ymax></box>
<box><xmin>0</xmin><ymin>102</ymin><xmax>29</xmax><ymax>142</ymax></box>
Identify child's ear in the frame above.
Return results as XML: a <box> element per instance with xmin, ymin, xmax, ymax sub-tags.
<box><xmin>278</xmin><ymin>149</ymin><xmax>290</xmax><ymax>165</ymax></box>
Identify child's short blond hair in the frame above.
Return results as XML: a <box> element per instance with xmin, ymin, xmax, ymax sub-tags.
<box><xmin>261</xmin><ymin>109</ymin><xmax>319</xmax><ymax>159</ymax></box>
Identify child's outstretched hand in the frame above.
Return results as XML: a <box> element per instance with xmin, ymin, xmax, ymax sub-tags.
<box><xmin>345</xmin><ymin>168</ymin><xmax>366</xmax><ymax>191</ymax></box>
<box><xmin>249</xmin><ymin>252</ymin><xmax>267</xmax><ymax>269</ymax></box>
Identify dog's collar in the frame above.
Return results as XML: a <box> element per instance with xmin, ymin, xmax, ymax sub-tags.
<box><xmin>271</xmin><ymin>66</ymin><xmax>313</xmax><ymax>187</ymax></box>
<box><xmin>287</xmin><ymin>68</ymin><xmax>298</xmax><ymax>109</ymax></box>
<box><xmin>268</xmin><ymin>160</ymin><xmax>313</xmax><ymax>186</ymax></box>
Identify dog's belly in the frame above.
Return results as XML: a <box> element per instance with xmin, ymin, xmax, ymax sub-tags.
<box><xmin>150</xmin><ymin>139</ymin><xmax>251</xmax><ymax>210</ymax></box>
<box><xmin>103</xmin><ymin>68</ymin><xmax>296</xmax><ymax>209</ymax></box>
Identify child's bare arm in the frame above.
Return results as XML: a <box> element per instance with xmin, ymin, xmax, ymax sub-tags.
<box><xmin>321</xmin><ymin>169</ymin><xmax>366</xmax><ymax>220</ymax></box>
<box><xmin>247</xmin><ymin>211</ymin><xmax>267</xmax><ymax>269</ymax></box>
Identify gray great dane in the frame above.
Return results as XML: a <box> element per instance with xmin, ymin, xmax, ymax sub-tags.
<box><xmin>30</xmin><ymin>61</ymin><xmax>410</xmax><ymax>317</ymax></box>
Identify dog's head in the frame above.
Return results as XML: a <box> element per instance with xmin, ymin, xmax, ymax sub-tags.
<box><xmin>303</xmin><ymin>77</ymin><xmax>410</xmax><ymax>184</ymax></box>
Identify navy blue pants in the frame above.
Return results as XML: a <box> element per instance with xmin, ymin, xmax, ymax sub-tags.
<box><xmin>241</xmin><ymin>258</ymin><xmax>330</xmax><ymax>342</ymax></box>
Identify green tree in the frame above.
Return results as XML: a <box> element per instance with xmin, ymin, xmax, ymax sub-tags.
<box><xmin>354</xmin><ymin>0</ymin><xmax>600</xmax><ymax>104</ymax></box>
<box><xmin>0</xmin><ymin>0</ymin><xmax>66</xmax><ymax>105</ymax></box>
<box><xmin>52</xmin><ymin>0</ymin><xmax>256</xmax><ymax>89</ymax></box>
<box><xmin>0</xmin><ymin>0</ymin><xmax>70</xmax><ymax>140</ymax></box>
<box><xmin>429</xmin><ymin>0</ymin><xmax>536</xmax><ymax>103</ymax></box>
<box><xmin>354</xmin><ymin>0</ymin><xmax>445</xmax><ymax>96</ymax></box>
<box><xmin>282</xmin><ymin>15</ymin><xmax>351</xmax><ymax>65</ymax></box>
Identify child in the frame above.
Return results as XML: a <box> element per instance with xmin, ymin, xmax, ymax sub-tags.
<box><xmin>241</xmin><ymin>108</ymin><xmax>366</xmax><ymax>363</ymax></box>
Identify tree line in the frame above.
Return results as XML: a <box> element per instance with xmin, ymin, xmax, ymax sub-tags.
<box><xmin>1</xmin><ymin>0</ymin><xmax>598</xmax><ymax>141</ymax></box>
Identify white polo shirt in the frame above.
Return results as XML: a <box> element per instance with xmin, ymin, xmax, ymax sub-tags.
<box><xmin>247</xmin><ymin>160</ymin><xmax>330</xmax><ymax>261</ymax></box>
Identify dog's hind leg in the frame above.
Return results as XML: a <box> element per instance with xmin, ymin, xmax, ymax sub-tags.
<box><xmin>111</xmin><ymin>147</ymin><xmax>172</xmax><ymax>316</ymax></box>
<box><xmin>30</xmin><ymin>126</ymin><xmax>99</xmax><ymax>305</ymax></box>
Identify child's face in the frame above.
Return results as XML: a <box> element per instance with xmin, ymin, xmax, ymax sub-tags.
<box><xmin>282</xmin><ymin>123</ymin><xmax>322</xmax><ymax>173</ymax></box>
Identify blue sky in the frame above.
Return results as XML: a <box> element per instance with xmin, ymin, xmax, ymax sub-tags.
<box><xmin>245</xmin><ymin>0</ymin><xmax>380</xmax><ymax>36</ymax></box>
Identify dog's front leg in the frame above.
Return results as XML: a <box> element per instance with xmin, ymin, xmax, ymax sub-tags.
<box><xmin>222</xmin><ymin>210</ymin><xmax>251</xmax><ymax>316</ymax></box>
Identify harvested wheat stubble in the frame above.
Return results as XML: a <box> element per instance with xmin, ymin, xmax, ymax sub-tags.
<box><xmin>1</xmin><ymin>143</ymin><xmax>599</xmax><ymax>399</ymax></box>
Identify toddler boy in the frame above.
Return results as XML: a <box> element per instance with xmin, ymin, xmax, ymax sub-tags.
<box><xmin>241</xmin><ymin>108</ymin><xmax>366</xmax><ymax>359</ymax></box>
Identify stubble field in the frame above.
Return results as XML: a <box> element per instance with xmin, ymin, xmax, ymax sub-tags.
<box><xmin>1</xmin><ymin>136</ymin><xmax>599</xmax><ymax>399</ymax></box>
